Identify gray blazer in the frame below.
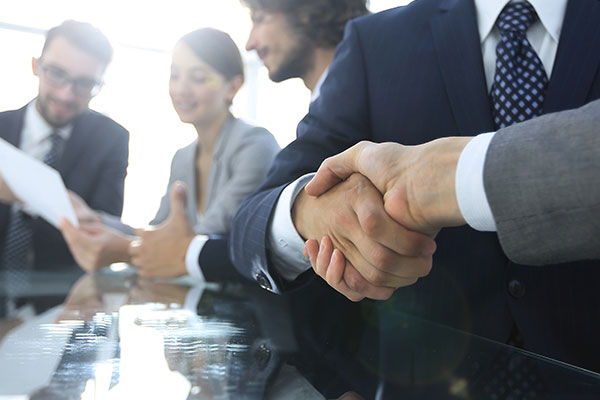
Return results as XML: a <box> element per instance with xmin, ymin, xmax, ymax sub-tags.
<box><xmin>105</xmin><ymin>115</ymin><xmax>279</xmax><ymax>235</ymax></box>
<box><xmin>484</xmin><ymin>99</ymin><xmax>600</xmax><ymax>266</ymax></box>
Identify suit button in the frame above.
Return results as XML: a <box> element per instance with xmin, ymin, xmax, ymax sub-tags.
<box><xmin>508</xmin><ymin>279</ymin><xmax>525</xmax><ymax>298</ymax></box>
<box><xmin>255</xmin><ymin>272</ymin><xmax>272</xmax><ymax>290</ymax></box>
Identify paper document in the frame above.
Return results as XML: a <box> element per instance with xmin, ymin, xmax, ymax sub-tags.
<box><xmin>0</xmin><ymin>138</ymin><xmax>78</xmax><ymax>228</ymax></box>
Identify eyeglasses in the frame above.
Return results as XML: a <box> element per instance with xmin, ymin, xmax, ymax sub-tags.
<box><xmin>38</xmin><ymin>62</ymin><xmax>103</xmax><ymax>97</ymax></box>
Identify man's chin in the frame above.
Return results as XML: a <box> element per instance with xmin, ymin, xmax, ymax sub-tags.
<box><xmin>43</xmin><ymin>108</ymin><xmax>79</xmax><ymax>128</ymax></box>
<box><xmin>268</xmin><ymin>70</ymin><xmax>294</xmax><ymax>83</ymax></box>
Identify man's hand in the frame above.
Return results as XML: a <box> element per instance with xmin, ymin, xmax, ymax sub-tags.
<box><xmin>0</xmin><ymin>172</ymin><xmax>19</xmax><ymax>204</ymax></box>
<box><xmin>301</xmin><ymin>139</ymin><xmax>471</xmax><ymax>300</ymax></box>
<box><xmin>60</xmin><ymin>219</ymin><xmax>131</xmax><ymax>272</ymax></box>
<box><xmin>129</xmin><ymin>182</ymin><xmax>195</xmax><ymax>278</ymax></box>
<box><xmin>305</xmin><ymin>139</ymin><xmax>471</xmax><ymax>234</ymax></box>
<box><xmin>68</xmin><ymin>190</ymin><xmax>102</xmax><ymax>224</ymax></box>
<box><xmin>293</xmin><ymin>173</ymin><xmax>436</xmax><ymax>302</ymax></box>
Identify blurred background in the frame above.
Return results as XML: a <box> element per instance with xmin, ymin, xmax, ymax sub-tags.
<box><xmin>0</xmin><ymin>0</ymin><xmax>411</xmax><ymax>226</ymax></box>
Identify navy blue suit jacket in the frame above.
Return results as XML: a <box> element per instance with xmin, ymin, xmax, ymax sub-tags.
<box><xmin>0</xmin><ymin>103</ymin><xmax>129</xmax><ymax>269</ymax></box>
<box><xmin>231</xmin><ymin>0</ymin><xmax>600</xmax><ymax>372</ymax></box>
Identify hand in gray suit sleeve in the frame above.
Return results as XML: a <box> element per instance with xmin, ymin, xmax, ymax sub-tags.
<box><xmin>484</xmin><ymin>99</ymin><xmax>600</xmax><ymax>265</ymax></box>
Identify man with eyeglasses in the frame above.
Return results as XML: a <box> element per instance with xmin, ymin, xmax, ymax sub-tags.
<box><xmin>0</xmin><ymin>20</ymin><xmax>129</xmax><ymax>312</ymax></box>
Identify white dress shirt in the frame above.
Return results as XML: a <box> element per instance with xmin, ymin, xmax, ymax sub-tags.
<box><xmin>21</xmin><ymin>100</ymin><xmax>72</xmax><ymax>161</ymax></box>
<box><xmin>267</xmin><ymin>0</ymin><xmax>567</xmax><ymax>281</ymax></box>
<box><xmin>457</xmin><ymin>0</ymin><xmax>566</xmax><ymax>231</ymax></box>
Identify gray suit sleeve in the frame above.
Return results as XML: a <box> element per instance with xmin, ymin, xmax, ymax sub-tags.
<box><xmin>483</xmin><ymin>99</ymin><xmax>600</xmax><ymax>265</ymax></box>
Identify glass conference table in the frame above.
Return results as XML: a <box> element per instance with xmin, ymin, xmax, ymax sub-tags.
<box><xmin>1</xmin><ymin>266</ymin><xmax>599</xmax><ymax>400</ymax></box>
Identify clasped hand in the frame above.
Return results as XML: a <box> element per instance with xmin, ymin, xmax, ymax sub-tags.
<box><xmin>299</xmin><ymin>139</ymin><xmax>470</xmax><ymax>301</ymax></box>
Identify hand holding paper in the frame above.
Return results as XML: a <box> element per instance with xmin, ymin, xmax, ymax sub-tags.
<box><xmin>0</xmin><ymin>137</ymin><xmax>78</xmax><ymax>228</ymax></box>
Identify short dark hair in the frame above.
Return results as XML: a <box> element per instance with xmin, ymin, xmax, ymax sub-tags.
<box><xmin>41</xmin><ymin>20</ymin><xmax>113</xmax><ymax>67</ymax></box>
<box><xmin>241</xmin><ymin>0</ymin><xmax>369</xmax><ymax>48</ymax></box>
<box><xmin>179</xmin><ymin>28</ymin><xmax>245</xmax><ymax>82</ymax></box>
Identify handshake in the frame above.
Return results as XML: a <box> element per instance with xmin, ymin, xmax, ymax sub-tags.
<box><xmin>296</xmin><ymin>137</ymin><xmax>472</xmax><ymax>302</ymax></box>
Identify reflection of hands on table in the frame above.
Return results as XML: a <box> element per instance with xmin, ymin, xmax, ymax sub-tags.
<box><xmin>127</xmin><ymin>277</ymin><xmax>189</xmax><ymax>306</ymax></box>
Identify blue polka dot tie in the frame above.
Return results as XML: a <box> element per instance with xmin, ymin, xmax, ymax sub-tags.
<box><xmin>1</xmin><ymin>131</ymin><xmax>64</xmax><ymax>306</ymax></box>
<box><xmin>491</xmin><ymin>1</ymin><xmax>548</xmax><ymax>129</ymax></box>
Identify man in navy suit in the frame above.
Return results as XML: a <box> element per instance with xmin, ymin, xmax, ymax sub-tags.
<box><xmin>0</xmin><ymin>20</ymin><xmax>129</xmax><ymax>272</ymax></box>
<box><xmin>230</xmin><ymin>0</ymin><xmax>600</xmax><ymax>373</ymax></box>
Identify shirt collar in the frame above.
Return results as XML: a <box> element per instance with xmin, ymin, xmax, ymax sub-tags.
<box><xmin>474</xmin><ymin>0</ymin><xmax>567</xmax><ymax>44</ymax></box>
<box><xmin>25</xmin><ymin>99</ymin><xmax>72</xmax><ymax>142</ymax></box>
<box><xmin>310</xmin><ymin>67</ymin><xmax>329</xmax><ymax>103</ymax></box>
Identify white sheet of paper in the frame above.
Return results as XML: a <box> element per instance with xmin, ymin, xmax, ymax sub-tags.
<box><xmin>0</xmin><ymin>138</ymin><xmax>78</xmax><ymax>228</ymax></box>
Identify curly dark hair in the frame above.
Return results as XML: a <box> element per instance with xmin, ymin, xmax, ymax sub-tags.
<box><xmin>241</xmin><ymin>0</ymin><xmax>369</xmax><ymax>48</ymax></box>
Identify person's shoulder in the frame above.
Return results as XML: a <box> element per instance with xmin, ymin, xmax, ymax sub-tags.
<box><xmin>174</xmin><ymin>139</ymin><xmax>197</xmax><ymax>160</ymax></box>
<box><xmin>353</xmin><ymin>0</ymin><xmax>441</xmax><ymax>32</ymax></box>
<box><xmin>82</xmin><ymin>109</ymin><xmax>129</xmax><ymax>137</ymax></box>
<box><xmin>0</xmin><ymin>105</ymin><xmax>27</xmax><ymax>124</ymax></box>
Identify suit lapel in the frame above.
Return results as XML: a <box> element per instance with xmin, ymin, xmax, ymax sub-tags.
<box><xmin>186</xmin><ymin>141</ymin><xmax>198</xmax><ymax>226</ymax></box>
<box><xmin>544</xmin><ymin>0</ymin><xmax>600</xmax><ymax>113</ymax></box>
<box><xmin>430</xmin><ymin>0</ymin><xmax>494</xmax><ymax>135</ymax></box>
<box><xmin>57</xmin><ymin>110</ymin><xmax>95</xmax><ymax>181</ymax></box>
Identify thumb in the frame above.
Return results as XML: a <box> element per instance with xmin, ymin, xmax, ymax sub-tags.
<box><xmin>305</xmin><ymin>145</ymin><xmax>362</xmax><ymax>197</ymax></box>
<box><xmin>169</xmin><ymin>181</ymin><xmax>188</xmax><ymax>218</ymax></box>
<box><xmin>59</xmin><ymin>217</ymin><xmax>75</xmax><ymax>239</ymax></box>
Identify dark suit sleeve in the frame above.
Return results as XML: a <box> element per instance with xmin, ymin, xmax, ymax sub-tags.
<box><xmin>198</xmin><ymin>236</ymin><xmax>251</xmax><ymax>283</ymax></box>
<box><xmin>229</xmin><ymin>19</ymin><xmax>374</xmax><ymax>293</ymax></box>
<box><xmin>484</xmin><ymin>99</ymin><xmax>600</xmax><ymax>265</ymax></box>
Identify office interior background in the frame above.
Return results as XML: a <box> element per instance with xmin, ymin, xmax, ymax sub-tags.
<box><xmin>0</xmin><ymin>0</ymin><xmax>411</xmax><ymax>226</ymax></box>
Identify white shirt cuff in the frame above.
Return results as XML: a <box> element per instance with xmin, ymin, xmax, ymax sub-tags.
<box><xmin>185</xmin><ymin>235</ymin><xmax>208</xmax><ymax>281</ymax></box>
<box><xmin>455</xmin><ymin>132</ymin><xmax>498</xmax><ymax>232</ymax></box>
<box><xmin>267</xmin><ymin>174</ymin><xmax>315</xmax><ymax>281</ymax></box>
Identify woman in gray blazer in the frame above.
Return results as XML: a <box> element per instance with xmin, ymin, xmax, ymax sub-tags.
<box><xmin>60</xmin><ymin>28</ymin><xmax>280</xmax><ymax>278</ymax></box>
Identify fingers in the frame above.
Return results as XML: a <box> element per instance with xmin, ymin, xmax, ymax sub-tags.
<box><xmin>303</xmin><ymin>239</ymin><xmax>319</xmax><ymax>263</ymax></box>
<box><xmin>128</xmin><ymin>238</ymin><xmax>143</xmax><ymax>266</ymax></box>
<box><xmin>351</xmin><ymin>176</ymin><xmax>436</xmax><ymax>255</ymax></box>
<box><xmin>330</xmin><ymin>251</ymin><xmax>394</xmax><ymax>301</ymax></box>
<box><xmin>334</xmin><ymin>176</ymin><xmax>434</xmax><ymax>287</ymax></box>
<box><xmin>307</xmin><ymin>237</ymin><xmax>395</xmax><ymax>302</ymax></box>
<box><xmin>59</xmin><ymin>217</ymin><xmax>75</xmax><ymax>237</ymax></box>
<box><xmin>59</xmin><ymin>218</ymin><xmax>98</xmax><ymax>272</ymax></box>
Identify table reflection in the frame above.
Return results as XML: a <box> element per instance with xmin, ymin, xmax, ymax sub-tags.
<box><xmin>0</xmin><ymin>268</ymin><xmax>599</xmax><ymax>399</ymax></box>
